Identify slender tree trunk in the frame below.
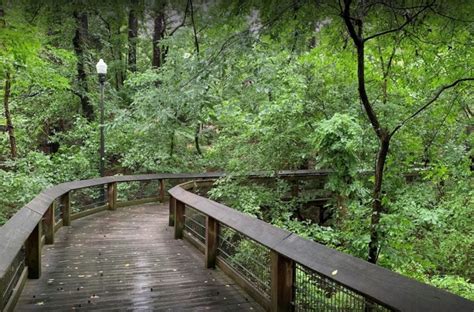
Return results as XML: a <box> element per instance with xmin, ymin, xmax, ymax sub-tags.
<box><xmin>0</xmin><ymin>5</ymin><xmax>4</xmax><ymax>26</ymax></box>
<box><xmin>368</xmin><ymin>135</ymin><xmax>390</xmax><ymax>263</ymax></box>
<box><xmin>128</xmin><ymin>1</ymin><xmax>138</xmax><ymax>72</ymax></box>
<box><xmin>169</xmin><ymin>131</ymin><xmax>175</xmax><ymax>157</ymax></box>
<box><xmin>194</xmin><ymin>123</ymin><xmax>202</xmax><ymax>155</ymax></box>
<box><xmin>3</xmin><ymin>71</ymin><xmax>17</xmax><ymax>158</ymax></box>
<box><xmin>189</xmin><ymin>0</ymin><xmax>199</xmax><ymax>55</ymax></box>
<box><xmin>73</xmin><ymin>11</ymin><xmax>93</xmax><ymax>121</ymax></box>
<box><xmin>342</xmin><ymin>0</ymin><xmax>390</xmax><ymax>264</ymax></box>
<box><xmin>152</xmin><ymin>10</ymin><xmax>165</xmax><ymax>68</ymax></box>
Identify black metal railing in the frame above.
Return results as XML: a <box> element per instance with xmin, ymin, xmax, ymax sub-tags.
<box><xmin>169</xmin><ymin>180</ymin><xmax>474</xmax><ymax>312</ymax></box>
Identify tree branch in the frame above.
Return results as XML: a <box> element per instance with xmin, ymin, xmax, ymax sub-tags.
<box><xmin>363</xmin><ymin>2</ymin><xmax>433</xmax><ymax>42</ymax></box>
<box><xmin>168</xmin><ymin>0</ymin><xmax>190</xmax><ymax>36</ymax></box>
<box><xmin>189</xmin><ymin>0</ymin><xmax>200</xmax><ymax>55</ymax></box>
<box><xmin>390</xmin><ymin>78</ymin><xmax>474</xmax><ymax>137</ymax></box>
<box><xmin>178</xmin><ymin>2</ymin><xmax>295</xmax><ymax>89</ymax></box>
<box><xmin>341</xmin><ymin>0</ymin><xmax>362</xmax><ymax>45</ymax></box>
<box><xmin>341</xmin><ymin>0</ymin><xmax>384</xmax><ymax>138</ymax></box>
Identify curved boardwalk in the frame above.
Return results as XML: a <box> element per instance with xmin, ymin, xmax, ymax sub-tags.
<box><xmin>16</xmin><ymin>203</ymin><xmax>262</xmax><ymax>311</ymax></box>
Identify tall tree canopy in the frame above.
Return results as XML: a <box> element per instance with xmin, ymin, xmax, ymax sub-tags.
<box><xmin>1</xmin><ymin>0</ymin><xmax>473</xmax><ymax>300</ymax></box>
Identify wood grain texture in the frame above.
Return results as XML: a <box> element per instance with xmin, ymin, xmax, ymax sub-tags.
<box><xmin>16</xmin><ymin>203</ymin><xmax>262</xmax><ymax>311</ymax></box>
<box><xmin>169</xmin><ymin>185</ymin><xmax>474</xmax><ymax>312</ymax></box>
<box><xmin>205</xmin><ymin>217</ymin><xmax>218</xmax><ymax>269</ymax></box>
<box><xmin>270</xmin><ymin>251</ymin><xmax>293</xmax><ymax>312</ymax></box>
<box><xmin>0</xmin><ymin>170</ymin><xmax>328</xmax><ymax>278</ymax></box>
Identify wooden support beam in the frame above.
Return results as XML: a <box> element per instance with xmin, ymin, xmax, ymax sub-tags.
<box><xmin>25</xmin><ymin>222</ymin><xmax>42</xmax><ymax>279</ymax></box>
<box><xmin>159</xmin><ymin>179</ymin><xmax>165</xmax><ymax>203</ymax></box>
<box><xmin>44</xmin><ymin>202</ymin><xmax>55</xmax><ymax>245</ymax></box>
<box><xmin>270</xmin><ymin>250</ymin><xmax>294</xmax><ymax>312</ymax></box>
<box><xmin>169</xmin><ymin>196</ymin><xmax>176</xmax><ymax>226</ymax></box>
<box><xmin>61</xmin><ymin>192</ymin><xmax>71</xmax><ymax>226</ymax></box>
<box><xmin>174</xmin><ymin>199</ymin><xmax>185</xmax><ymax>239</ymax></box>
<box><xmin>205</xmin><ymin>216</ymin><xmax>218</xmax><ymax>268</ymax></box>
<box><xmin>107</xmin><ymin>182</ymin><xmax>117</xmax><ymax>210</ymax></box>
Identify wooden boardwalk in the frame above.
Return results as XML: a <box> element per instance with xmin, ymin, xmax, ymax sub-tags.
<box><xmin>16</xmin><ymin>203</ymin><xmax>263</xmax><ymax>311</ymax></box>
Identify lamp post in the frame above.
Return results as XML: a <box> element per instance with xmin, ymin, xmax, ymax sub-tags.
<box><xmin>96</xmin><ymin>59</ymin><xmax>107</xmax><ymax>178</ymax></box>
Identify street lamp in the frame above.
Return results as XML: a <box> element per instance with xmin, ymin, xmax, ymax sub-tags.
<box><xmin>96</xmin><ymin>59</ymin><xmax>107</xmax><ymax>178</ymax></box>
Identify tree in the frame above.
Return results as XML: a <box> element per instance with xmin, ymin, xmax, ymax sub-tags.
<box><xmin>128</xmin><ymin>0</ymin><xmax>139</xmax><ymax>72</ymax></box>
<box><xmin>339</xmin><ymin>0</ymin><xmax>473</xmax><ymax>263</ymax></box>
<box><xmin>151</xmin><ymin>1</ymin><xmax>166</xmax><ymax>68</ymax></box>
<box><xmin>1</xmin><ymin>5</ymin><xmax>16</xmax><ymax>158</ymax></box>
<box><xmin>72</xmin><ymin>9</ymin><xmax>93</xmax><ymax>121</ymax></box>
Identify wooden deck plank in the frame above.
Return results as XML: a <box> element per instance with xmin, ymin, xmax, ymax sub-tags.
<box><xmin>16</xmin><ymin>203</ymin><xmax>262</xmax><ymax>311</ymax></box>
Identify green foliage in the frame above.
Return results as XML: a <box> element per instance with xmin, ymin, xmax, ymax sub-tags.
<box><xmin>0</xmin><ymin>0</ymin><xmax>472</xmax><ymax>300</ymax></box>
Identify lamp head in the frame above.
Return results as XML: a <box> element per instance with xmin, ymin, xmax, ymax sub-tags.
<box><xmin>96</xmin><ymin>59</ymin><xmax>107</xmax><ymax>74</ymax></box>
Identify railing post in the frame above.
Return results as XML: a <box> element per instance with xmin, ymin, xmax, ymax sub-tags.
<box><xmin>291</xmin><ymin>179</ymin><xmax>299</xmax><ymax>198</ymax></box>
<box><xmin>169</xmin><ymin>196</ymin><xmax>176</xmax><ymax>226</ymax></box>
<box><xmin>61</xmin><ymin>192</ymin><xmax>71</xmax><ymax>226</ymax></box>
<box><xmin>159</xmin><ymin>179</ymin><xmax>165</xmax><ymax>203</ymax></box>
<box><xmin>205</xmin><ymin>216</ymin><xmax>219</xmax><ymax>268</ymax></box>
<box><xmin>107</xmin><ymin>182</ymin><xmax>117</xmax><ymax>210</ymax></box>
<box><xmin>25</xmin><ymin>222</ymin><xmax>42</xmax><ymax>279</ymax></box>
<box><xmin>44</xmin><ymin>202</ymin><xmax>55</xmax><ymax>245</ymax></box>
<box><xmin>174</xmin><ymin>199</ymin><xmax>185</xmax><ymax>239</ymax></box>
<box><xmin>271</xmin><ymin>250</ymin><xmax>294</xmax><ymax>312</ymax></box>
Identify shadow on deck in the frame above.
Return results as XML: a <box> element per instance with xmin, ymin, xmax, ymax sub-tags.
<box><xmin>16</xmin><ymin>203</ymin><xmax>262</xmax><ymax>311</ymax></box>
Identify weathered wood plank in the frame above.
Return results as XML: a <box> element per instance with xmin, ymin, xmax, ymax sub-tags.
<box><xmin>106</xmin><ymin>182</ymin><xmax>117</xmax><ymax>210</ymax></box>
<box><xmin>25</xmin><ymin>223</ymin><xmax>41</xmax><ymax>279</ymax></box>
<box><xmin>169</xmin><ymin>196</ymin><xmax>176</xmax><ymax>226</ymax></box>
<box><xmin>60</xmin><ymin>192</ymin><xmax>70</xmax><ymax>226</ymax></box>
<box><xmin>174</xmin><ymin>200</ymin><xmax>185</xmax><ymax>239</ymax></box>
<box><xmin>44</xmin><ymin>203</ymin><xmax>55</xmax><ymax>245</ymax></box>
<box><xmin>3</xmin><ymin>266</ymin><xmax>28</xmax><ymax>312</ymax></box>
<box><xmin>15</xmin><ymin>203</ymin><xmax>263</xmax><ymax>311</ymax></box>
<box><xmin>169</xmin><ymin>185</ymin><xmax>474</xmax><ymax>312</ymax></box>
<box><xmin>159</xmin><ymin>179</ymin><xmax>165</xmax><ymax>203</ymax></box>
<box><xmin>205</xmin><ymin>217</ymin><xmax>218</xmax><ymax>269</ymax></box>
<box><xmin>270</xmin><ymin>251</ymin><xmax>293</xmax><ymax>312</ymax></box>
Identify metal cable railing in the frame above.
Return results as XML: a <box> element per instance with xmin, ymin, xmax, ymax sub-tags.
<box><xmin>169</xmin><ymin>181</ymin><xmax>474</xmax><ymax>312</ymax></box>
<box><xmin>184</xmin><ymin>206</ymin><xmax>206</xmax><ymax>244</ymax></box>
<box><xmin>218</xmin><ymin>224</ymin><xmax>271</xmax><ymax>297</ymax></box>
<box><xmin>293</xmin><ymin>263</ymin><xmax>389</xmax><ymax>311</ymax></box>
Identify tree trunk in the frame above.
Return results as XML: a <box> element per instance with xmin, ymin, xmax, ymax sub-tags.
<box><xmin>73</xmin><ymin>11</ymin><xmax>93</xmax><ymax>121</ymax></box>
<box><xmin>0</xmin><ymin>5</ymin><xmax>4</xmax><ymax>25</ymax></box>
<box><xmin>195</xmin><ymin>123</ymin><xmax>202</xmax><ymax>155</ymax></box>
<box><xmin>169</xmin><ymin>131</ymin><xmax>175</xmax><ymax>157</ymax></box>
<box><xmin>341</xmin><ymin>0</ymin><xmax>389</xmax><ymax>264</ymax></box>
<box><xmin>128</xmin><ymin>1</ymin><xmax>138</xmax><ymax>72</ymax></box>
<box><xmin>3</xmin><ymin>71</ymin><xmax>17</xmax><ymax>158</ymax></box>
<box><xmin>152</xmin><ymin>10</ymin><xmax>166</xmax><ymax>68</ymax></box>
<box><xmin>368</xmin><ymin>135</ymin><xmax>390</xmax><ymax>263</ymax></box>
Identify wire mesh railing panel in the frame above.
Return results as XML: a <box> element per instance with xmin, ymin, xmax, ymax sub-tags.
<box><xmin>0</xmin><ymin>247</ymin><xmax>25</xmax><ymax>310</ymax></box>
<box><xmin>184</xmin><ymin>205</ymin><xmax>206</xmax><ymax>244</ymax></box>
<box><xmin>54</xmin><ymin>198</ymin><xmax>63</xmax><ymax>223</ymax></box>
<box><xmin>293</xmin><ymin>263</ymin><xmax>391</xmax><ymax>311</ymax></box>
<box><xmin>117</xmin><ymin>180</ymin><xmax>160</xmax><ymax>202</ymax></box>
<box><xmin>217</xmin><ymin>224</ymin><xmax>271</xmax><ymax>297</ymax></box>
<box><xmin>70</xmin><ymin>185</ymin><xmax>107</xmax><ymax>214</ymax></box>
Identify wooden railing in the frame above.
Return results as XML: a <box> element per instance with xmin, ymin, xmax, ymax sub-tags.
<box><xmin>0</xmin><ymin>170</ymin><xmax>331</xmax><ymax>311</ymax></box>
<box><xmin>169</xmin><ymin>180</ymin><xmax>474</xmax><ymax>312</ymax></box>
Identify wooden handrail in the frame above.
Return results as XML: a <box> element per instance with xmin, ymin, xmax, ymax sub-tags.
<box><xmin>169</xmin><ymin>183</ymin><xmax>474</xmax><ymax>312</ymax></box>
<box><xmin>0</xmin><ymin>169</ymin><xmax>454</xmax><ymax>311</ymax></box>
<box><xmin>0</xmin><ymin>169</ymin><xmax>332</xmax><ymax>310</ymax></box>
